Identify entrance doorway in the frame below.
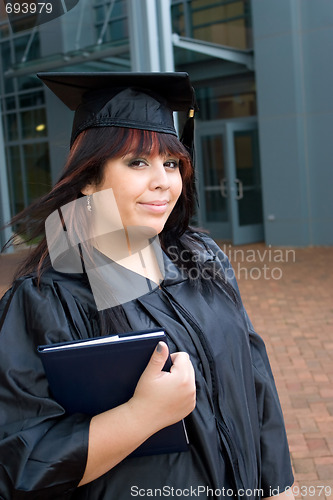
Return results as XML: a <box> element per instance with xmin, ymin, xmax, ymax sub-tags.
<box><xmin>196</xmin><ymin>119</ymin><xmax>264</xmax><ymax>245</ymax></box>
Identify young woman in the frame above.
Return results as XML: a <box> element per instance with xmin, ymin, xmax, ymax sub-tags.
<box><xmin>0</xmin><ymin>72</ymin><xmax>295</xmax><ymax>499</ymax></box>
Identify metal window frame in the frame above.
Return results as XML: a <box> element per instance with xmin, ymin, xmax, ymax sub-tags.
<box><xmin>172</xmin><ymin>33</ymin><xmax>253</xmax><ymax>69</ymax></box>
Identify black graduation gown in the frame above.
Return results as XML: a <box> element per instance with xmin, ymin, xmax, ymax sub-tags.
<box><xmin>0</xmin><ymin>234</ymin><xmax>294</xmax><ymax>499</ymax></box>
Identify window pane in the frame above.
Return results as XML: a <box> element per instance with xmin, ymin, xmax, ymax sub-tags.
<box><xmin>8</xmin><ymin>146</ymin><xmax>24</xmax><ymax>214</ymax></box>
<box><xmin>23</xmin><ymin>142</ymin><xmax>51</xmax><ymax>203</ymax></box>
<box><xmin>108</xmin><ymin>18</ymin><xmax>128</xmax><ymax>41</ymax></box>
<box><xmin>95</xmin><ymin>5</ymin><xmax>105</xmax><ymax>22</ymax></box>
<box><xmin>5</xmin><ymin>96</ymin><xmax>16</xmax><ymax>111</ymax></box>
<box><xmin>172</xmin><ymin>0</ymin><xmax>252</xmax><ymax>49</ymax></box>
<box><xmin>201</xmin><ymin>135</ymin><xmax>228</xmax><ymax>223</ymax></box>
<box><xmin>113</xmin><ymin>0</ymin><xmax>126</xmax><ymax>17</ymax></box>
<box><xmin>17</xmin><ymin>74</ymin><xmax>42</xmax><ymax>93</ymax></box>
<box><xmin>6</xmin><ymin>113</ymin><xmax>18</xmax><ymax>141</ymax></box>
<box><xmin>171</xmin><ymin>3</ymin><xmax>185</xmax><ymax>36</ymax></box>
<box><xmin>196</xmin><ymin>76</ymin><xmax>256</xmax><ymax>120</ymax></box>
<box><xmin>0</xmin><ymin>24</ymin><xmax>10</xmax><ymax>39</ymax></box>
<box><xmin>14</xmin><ymin>35</ymin><xmax>30</xmax><ymax>62</ymax></box>
<box><xmin>234</xmin><ymin>131</ymin><xmax>263</xmax><ymax>226</ymax></box>
<box><xmin>14</xmin><ymin>33</ymin><xmax>40</xmax><ymax>63</ymax></box>
<box><xmin>94</xmin><ymin>0</ymin><xmax>128</xmax><ymax>43</ymax></box>
<box><xmin>21</xmin><ymin>108</ymin><xmax>47</xmax><ymax>139</ymax></box>
<box><xmin>19</xmin><ymin>91</ymin><xmax>44</xmax><ymax>108</ymax></box>
<box><xmin>1</xmin><ymin>41</ymin><xmax>14</xmax><ymax>94</ymax></box>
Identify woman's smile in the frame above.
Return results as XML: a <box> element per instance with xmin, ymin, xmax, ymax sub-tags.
<box><xmin>137</xmin><ymin>200</ymin><xmax>170</xmax><ymax>214</ymax></box>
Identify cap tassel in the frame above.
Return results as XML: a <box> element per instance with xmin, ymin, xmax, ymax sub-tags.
<box><xmin>180</xmin><ymin>107</ymin><xmax>199</xmax><ymax>209</ymax></box>
<box><xmin>180</xmin><ymin>107</ymin><xmax>195</xmax><ymax>161</ymax></box>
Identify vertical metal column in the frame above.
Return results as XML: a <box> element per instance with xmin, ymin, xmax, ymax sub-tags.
<box><xmin>0</xmin><ymin>104</ymin><xmax>13</xmax><ymax>253</ymax></box>
<box><xmin>155</xmin><ymin>0</ymin><xmax>178</xmax><ymax>133</ymax></box>
<box><xmin>127</xmin><ymin>0</ymin><xmax>177</xmax><ymax>129</ymax></box>
<box><xmin>127</xmin><ymin>0</ymin><xmax>175</xmax><ymax>72</ymax></box>
<box><xmin>127</xmin><ymin>0</ymin><xmax>160</xmax><ymax>71</ymax></box>
<box><xmin>156</xmin><ymin>0</ymin><xmax>175</xmax><ymax>72</ymax></box>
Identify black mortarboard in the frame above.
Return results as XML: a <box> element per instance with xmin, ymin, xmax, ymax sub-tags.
<box><xmin>37</xmin><ymin>72</ymin><xmax>197</xmax><ymax>154</ymax></box>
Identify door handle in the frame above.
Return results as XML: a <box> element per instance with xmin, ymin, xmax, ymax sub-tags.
<box><xmin>235</xmin><ymin>179</ymin><xmax>243</xmax><ymax>200</ymax></box>
<box><xmin>220</xmin><ymin>178</ymin><xmax>228</xmax><ymax>198</ymax></box>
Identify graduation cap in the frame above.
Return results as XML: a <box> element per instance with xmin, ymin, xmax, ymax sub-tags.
<box><xmin>37</xmin><ymin>72</ymin><xmax>197</xmax><ymax>156</ymax></box>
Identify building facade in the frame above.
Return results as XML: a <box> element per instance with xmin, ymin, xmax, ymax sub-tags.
<box><xmin>0</xmin><ymin>0</ymin><xmax>332</xmax><ymax>250</ymax></box>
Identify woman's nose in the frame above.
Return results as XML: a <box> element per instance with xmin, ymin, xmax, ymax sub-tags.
<box><xmin>149</xmin><ymin>160</ymin><xmax>170</xmax><ymax>190</ymax></box>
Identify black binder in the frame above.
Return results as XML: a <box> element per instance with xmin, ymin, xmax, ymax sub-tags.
<box><xmin>38</xmin><ymin>329</ymin><xmax>189</xmax><ymax>457</ymax></box>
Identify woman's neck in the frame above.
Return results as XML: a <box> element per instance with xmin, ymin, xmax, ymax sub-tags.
<box><xmin>93</xmin><ymin>230</ymin><xmax>163</xmax><ymax>285</ymax></box>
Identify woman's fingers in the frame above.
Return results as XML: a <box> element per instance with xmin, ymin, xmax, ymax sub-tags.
<box><xmin>140</xmin><ymin>341</ymin><xmax>169</xmax><ymax>378</ymax></box>
<box><xmin>132</xmin><ymin>345</ymin><xmax>196</xmax><ymax>430</ymax></box>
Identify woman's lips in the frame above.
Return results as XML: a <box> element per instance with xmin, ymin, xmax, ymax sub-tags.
<box><xmin>138</xmin><ymin>201</ymin><xmax>169</xmax><ymax>213</ymax></box>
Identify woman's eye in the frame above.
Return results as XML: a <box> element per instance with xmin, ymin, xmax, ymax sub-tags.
<box><xmin>128</xmin><ymin>159</ymin><xmax>147</xmax><ymax>168</ymax></box>
<box><xmin>164</xmin><ymin>160</ymin><xmax>179</xmax><ymax>169</ymax></box>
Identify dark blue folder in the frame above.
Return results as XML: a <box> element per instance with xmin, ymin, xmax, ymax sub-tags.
<box><xmin>38</xmin><ymin>329</ymin><xmax>189</xmax><ymax>457</ymax></box>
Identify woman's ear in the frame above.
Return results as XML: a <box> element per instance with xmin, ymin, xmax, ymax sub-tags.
<box><xmin>81</xmin><ymin>184</ymin><xmax>95</xmax><ymax>196</ymax></box>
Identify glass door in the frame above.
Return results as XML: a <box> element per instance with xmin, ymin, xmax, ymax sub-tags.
<box><xmin>196</xmin><ymin>119</ymin><xmax>264</xmax><ymax>244</ymax></box>
<box><xmin>225</xmin><ymin>121</ymin><xmax>264</xmax><ymax>244</ymax></box>
<box><xmin>196</xmin><ymin>125</ymin><xmax>231</xmax><ymax>240</ymax></box>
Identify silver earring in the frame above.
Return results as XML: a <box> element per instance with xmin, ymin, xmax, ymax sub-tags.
<box><xmin>87</xmin><ymin>195</ymin><xmax>92</xmax><ymax>212</ymax></box>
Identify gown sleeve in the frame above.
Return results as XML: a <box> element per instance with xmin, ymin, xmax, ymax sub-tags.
<box><xmin>199</xmin><ymin>234</ymin><xmax>294</xmax><ymax>496</ymax></box>
<box><xmin>0</xmin><ymin>276</ymin><xmax>92</xmax><ymax>499</ymax></box>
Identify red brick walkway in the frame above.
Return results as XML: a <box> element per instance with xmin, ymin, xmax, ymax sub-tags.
<box><xmin>0</xmin><ymin>248</ymin><xmax>30</xmax><ymax>298</ymax></box>
<box><xmin>1</xmin><ymin>244</ymin><xmax>333</xmax><ymax>499</ymax></box>
<box><xmin>217</xmin><ymin>243</ymin><xmax>333</xmax><ymax>500</ymax></box>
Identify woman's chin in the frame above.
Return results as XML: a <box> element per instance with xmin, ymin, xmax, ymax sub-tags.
<box><xmin>124</xmin><ymin>224</ymin><xmax>162</xmax><ymax>239</ymax></box>
<box><xmin>124</xmin><ymin>215</ymin><xmax>169</xmax><ymax>237</ymax></box>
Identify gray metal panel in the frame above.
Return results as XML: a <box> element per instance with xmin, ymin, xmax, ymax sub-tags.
<box><xmin>306</xmin><ymin>113</ymin><xmax>333</xmax><ymax>245</ymax></box>
<box><xmin>301</xmin><ymin>27</ymin><xmax>333</xmax><ymax>114</ymax></box>
<box><xmin>300</xmin><ymin>0</ymin><xmax>333</xmax><ymax>31</ymax></box>
<box><xmin>251</xmin><ymin>0</ymin><xmax>294</xmax><ymax>38</ymax></box>
<box><xmin>253</xmin><ymin>32</ymin><xmax>300</xmax><ymax>116</ymax></box>
<box><xmin>258</xmin><ymin>115</ymin><xmax>310</xmax><ymax>246</ymax></box>
<box><xmin>252</xmin><ymin>0</ymin><xmax>311</xmax><ymax>246</ymax></box>
<box><xmin>300</xmin><ymin>0</ymin><xmax>333</xmax><ymax>244</ymax></box>
<box><xmin>252</xmin><ymin>0</ymin><xmax>333</xmax><ymax>245</ymax></box>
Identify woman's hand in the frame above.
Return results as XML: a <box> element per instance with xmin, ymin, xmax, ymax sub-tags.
<box><xmin>130</xmin><ymin>341</ymin><xmax>196</xmax><ymax>432</ymax></box>
<box><xmin>79</xmin><ymin>342</ymin><xmax>195</xmax><ymax>486</ymax></box>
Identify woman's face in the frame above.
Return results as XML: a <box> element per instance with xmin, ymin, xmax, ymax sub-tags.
<box><xmin>83</xmin><ymin>153</ymin><xmax>183</xmax><ymax>235</ymax></box>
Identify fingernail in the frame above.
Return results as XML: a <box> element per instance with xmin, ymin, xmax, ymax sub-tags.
<box><xmin>156</xmin><ymin>342</ymin><xmax>163</xmax><ymax>353</ymax></box>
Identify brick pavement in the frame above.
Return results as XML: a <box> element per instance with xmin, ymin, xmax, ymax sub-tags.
<box><xmin>217</xmin><ymin>242</ymin><xmax>333</xmax><ymax>500</ymax></box>
<box><xmin>1</xmin><ymin>243</ymin><xmax>333</xmax><ymax>499</ymax></box>
<box><xmin>0</xmin><ymin>248</ymin><xmax>31</xmax><ymax>298</ymax></box>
